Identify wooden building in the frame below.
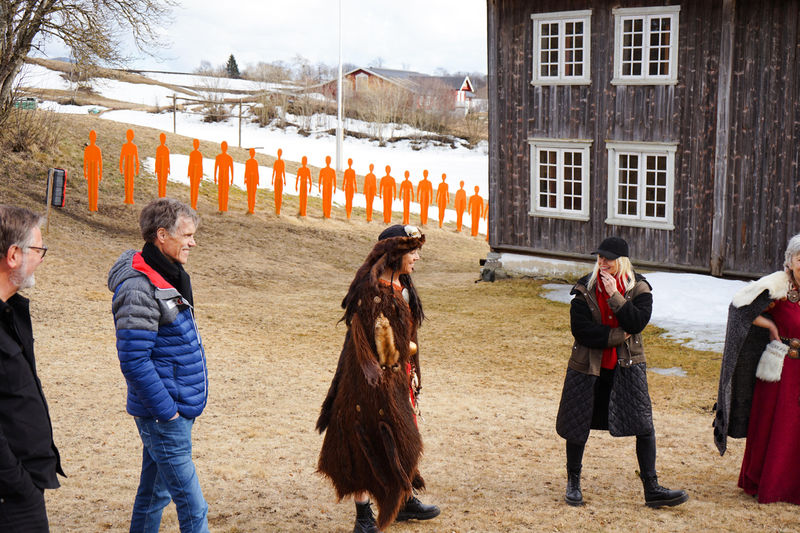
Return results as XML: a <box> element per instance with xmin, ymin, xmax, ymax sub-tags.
<box><xmin>319</xmin><ymin>67</ymin><xmax>478</xmax><ymax>112</ymax></box>
<box><xmin>486</xmin><ymin>0</ymin><xmax>800</xmax><ymax>277</ymax></box>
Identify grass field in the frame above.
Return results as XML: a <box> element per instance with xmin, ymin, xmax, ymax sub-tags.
<box><xmin>2</xmin><ymin>111</ymin><xmax>797</xmax><ymax>532</ymax></box>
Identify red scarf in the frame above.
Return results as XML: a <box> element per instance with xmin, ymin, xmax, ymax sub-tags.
<box><xmin>596</xmin><ymin>275</ymin><xmax>627</xmax><ymax>369</ymax></box>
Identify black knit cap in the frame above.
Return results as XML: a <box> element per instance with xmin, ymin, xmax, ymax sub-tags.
<box><xmin>591</xmin><ymin>236</ymin><xmax>629</xmax><ymax>259</ymax></box>
<box><xmin>378</xmin><ymin>224</ymin><xmax>422</xmax><ymax>241</ymax></box>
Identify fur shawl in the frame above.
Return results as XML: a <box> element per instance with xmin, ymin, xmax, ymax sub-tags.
<box><xmin>713</xmin><ymin>271</ymin><xmax>790</xmax><ymax>455</ymax></box>
<box><xmin>316</xmin><ymin>235</ymin><xmax>425</xmax><ymax>530</ymax></box>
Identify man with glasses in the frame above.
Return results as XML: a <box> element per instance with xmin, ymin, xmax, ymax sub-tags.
<box><xmin>108</xmin><ymin>198</ymin><xmax>209</xmax><ymax>533</ymax></box>
<box><xmin>0</xmin><ymin>205</ymin><xmax>64</xmax><ymax>531</ymax></box>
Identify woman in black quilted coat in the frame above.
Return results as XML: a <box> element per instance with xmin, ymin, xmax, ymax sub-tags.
<box><xmin>555</xmin><ymin>237</ymin><xmax>688</xmax><ymax>508</ymax></box>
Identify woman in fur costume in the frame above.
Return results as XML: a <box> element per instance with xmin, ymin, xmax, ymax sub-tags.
<box><xmin>317</xmin><ymin>225</ymin><xmax>440</xmax><ymax>532</ymax></box>
<box><xmin>555</xmin><ymin>237</ymin><xmax>688</xmax><ymax>508</ymax></box>
<box><xmin>714</xmin><ymin>234</ymin><xmax>800</xmax><ymax>504</ymax></box>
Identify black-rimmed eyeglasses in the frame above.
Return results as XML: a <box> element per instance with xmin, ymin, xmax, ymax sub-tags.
<box><xmin>27</xmin><ymin>246</ymin><xmax>48</xmax><ymax>259</ymax></box>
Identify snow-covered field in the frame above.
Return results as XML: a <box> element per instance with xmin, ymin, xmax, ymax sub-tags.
<box><xmin>20</xmin><ymin>60</ymin><xmax>748</xmax><ymax>357</ymax></box>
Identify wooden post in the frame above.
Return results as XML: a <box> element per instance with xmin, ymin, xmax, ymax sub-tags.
<box><xmin>44</xmin><ymin>169</ymin><xmax>54</xmax><ymax>235</ymax></box>
<box><xmin>238</xmin><ymin>99</ymin><xmax>242</xmax><ymax>148</ymax></box>
<box><xmin>172</xmin><ymin>95</ymin><xmax>176</xmax><ymax>134</ymax></box>
<box><xmin>710</xmin><ymin>0</ymin><xmax>736</xmax><ymax>276</ymax></box>
<box><xmin>486</xmin><ymin>0</ymin><xmax>499</xmax><ymax>249</ymax></box>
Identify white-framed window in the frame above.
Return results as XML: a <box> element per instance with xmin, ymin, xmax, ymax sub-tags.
<box><xmin>529</xmin><ymin>138</ymin><xmax>592</xmax><ymax>221</ymax></box>
<box><xmin>531</xmin><ymin>10</ymin><xmax>592</xmax><ymax>85</ymax></box>
<box><xmin>612</xmin><ymin>6</ymin><xmax>680</xmax><ymax>85</ymax></box>
<box><xmin>606</xmin><ymin>141</ymin><xmax>677</xmax><ymax>230</ymax></box>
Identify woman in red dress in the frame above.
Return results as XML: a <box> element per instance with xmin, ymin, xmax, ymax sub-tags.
<box><xmin>715</xmin><ymin>234</ymin><xmax>800</xmax><ymax>504</ymax></box>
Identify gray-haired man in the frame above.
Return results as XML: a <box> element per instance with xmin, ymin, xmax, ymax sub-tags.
<box><xmin>0</xmin><ymin>205</ymin><xmax>64</xmax><ymax>532</ymax></box>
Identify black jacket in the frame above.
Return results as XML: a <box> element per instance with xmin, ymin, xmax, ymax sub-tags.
<box><xmin>0</xmin><ymin>293</ymin><xmax>64</xmax><ymax>497</ymax></box>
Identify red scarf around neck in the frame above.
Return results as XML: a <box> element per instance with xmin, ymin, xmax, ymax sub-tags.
<box><xmin>596</xmin><ymin>275</ymin><xmax>627</xmax><ymax>369</ymax></box>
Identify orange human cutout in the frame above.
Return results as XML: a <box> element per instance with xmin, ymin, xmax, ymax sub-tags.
<box><xmin>468</xmin><ymin>185</ymin><xmax>484</xmax><ymax>237</ymax></box>
<box><xmin>342</xmin><ymin>158</ymin><xmax>358</xmax><ymax>219</ymax></box>
<box><xmin>187</xmin><ymin>139</ymin><xmax>203</xmax><ymax>209</ymax></box>
<box><xmin>296</xmin><ymin>156</ymin><xmax>312</xmax><ymax>216</ymax></box>
<box><xmin>379</xmin><ymin>165</ymin><xmax>396</xmax><ymax>224</ymax></box>
<box><xmin>119</xmin><ymin>129</ymin><xmax>139</xmax><ymax>204</ymax></box>
<box><xmin>436</xmin><ymin>173</ymin><xmax>449</xmax><ymax>228</ymax></box>
<box><xmin>417</xmin><ymin>169</ymin><xmax>433</xmax><ymax>226</ymax></box>
<box><xmin>454</xmin><ymin>180</ymin><xmax>467</xmax><ymax>232</ymax></box>
<box><xmin>244</xmin><ymin>148</ymin><xmax>260</xmax><ymax>214</ymax></box>
<box><xmin>155</xmin><ymin>133</ymin><xmax>170</xmax><ymax>198</ymax></box>
<box><xmin>272</xmin><ymin>148</ymin><xmax>286</xmax><ymax>215</ymax></box>
<box><xmin>318</xmin><ymin>156</ymin><xmax>337</xmax><ymax>218</ymax></box>
<box><xmin>83</xmin><ymin>130</ymin><xmax>103</xmax><ymax>212</ymax></box>
<box><xmin>363</xmin><ymin>163</ymin><xmax>377</xmax><ymax>222</ymax></box>
<box><xmin>483</xmin><ymin>201</ymin><xmax>489</xmax><ymax>241</ymax></box>
<box><xmin>214</xmin><ymin>141</ymin><xmax>234</xmax><ymax>213</ymax></box>
<box><xmin>400</xmin><ymin>170</ymin><xmax>414</xmax><ymax>225</ymax></box>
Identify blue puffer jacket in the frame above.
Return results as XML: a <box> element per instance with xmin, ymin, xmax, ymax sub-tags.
<box><xmin>108</xmin><ymin>250</ymin><xmax>208</xmax><ymax>421</ymax></box>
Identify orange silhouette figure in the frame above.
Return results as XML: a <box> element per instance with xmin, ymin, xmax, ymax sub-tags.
<box><xmin>342</xmin><ymin>158</ymin><xmax>358</xmax><ymax>220</ymax></box>
<box><xmin>454</xmin><ymin>180</ymin><xmax>467</xmax><ymax>232</ymax></box>
<box><xmin>318</xmin><ymin>156</ymin><xmax>337</xmax><ymax>218</ymax></box>
<box><xmin>271</xmin><ymin>148</ymin><xmax>286</xmax><ymax>215</ymax></box>
<box><xmin>436</xmin><ymin>173</ymin><xmax>449</xmax><ymax>228</ymax></box>
<box><xmin>214</xmin><ymin>141</ymin><xmax>234</xmax><ymax>212</ymax></box>
<box><xmin>400</xmin><ymin>171</ymin><xmax>414</xmax><ymax>225</ymax></box>
<box><xmin>417</xmin><ymin>170</ymin><xmax>433</xmax><ymax>226</ymax></box>
<box><xmin>119</xmin><ymin>129</ymin><xmax>140</xmax><ymax>205</ymax></box>
<box><xmin>483</xmin><ymin>201</ymin><xmax>489</xmax><ymax>242</ymax></box>
<box><xmin>296</xmin><ymin>156</ymin><xmax>312</xmax><ymax>216</ymax></box>
<box><xmin>363</xmin><ymin>164</ymin><xmax>377</xmax><ymax>222</ymax></box>
<box><xmin>155</xmin><ymin>133</ymin><xmax>170</xmax><ymax>198</ymax></box>
<box><xmin>379</xmin><ymin>165</ymin><xmax>397</xmax><ymax>224</ymax></box>
<box><xmin>468</xmin><ymin>185</ymin><xmax>484</xmax><ymax>237</ymax></box>
<box><xmin>83</xmin><ymin>130</ymin><xmax>103</xmax><ymax>212</ymax></box>
<box><xmin>244</xmin><ymin>148</ymin><xmax>260</xmax><ymax>214</ymax></box>
<box><xmin>187</xmin><ymin>139</ymin><xmax>203</xmax><ymax>209</ymax></box>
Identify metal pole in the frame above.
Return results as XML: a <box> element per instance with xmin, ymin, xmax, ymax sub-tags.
<box><xmin>336</xmin><ymin>0</ymin><xmax>343</xmax><ymax>172</ymax></box>
<box><xmin>172</xmin><ymin>95</ymin><xmax>176</xmax><ymax>134</ymax></box>
<box><xmin>238</xmin><ymin>99</ymin><xmax>242</xmax><ymax>148</ymax></box>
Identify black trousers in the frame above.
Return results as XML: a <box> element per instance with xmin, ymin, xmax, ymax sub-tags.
<box><xmin>0</xmin><ymin>487</ymin><xmax>49</xmax><ymax>533</ymax></box>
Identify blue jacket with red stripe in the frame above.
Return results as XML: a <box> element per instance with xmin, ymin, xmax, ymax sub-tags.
<box><xmin>108</xmin><ymin>250</ymin><xmax>208</xmax><ymax>421</ymax></box>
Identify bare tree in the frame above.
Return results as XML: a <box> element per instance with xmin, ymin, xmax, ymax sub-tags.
<box><xmin>0</xmin><ymin>0</ymin><xmax>175</xmax><ymax>123</ymax></box>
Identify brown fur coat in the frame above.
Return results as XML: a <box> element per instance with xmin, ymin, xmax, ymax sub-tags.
<box><xmin>316</xmin><ymin>235</ymin><xmax>425</xmax><ymax>530</ymax></box>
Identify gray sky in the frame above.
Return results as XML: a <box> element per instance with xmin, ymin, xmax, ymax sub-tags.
<box><xmin>113</xmin><ymin>0</ymin><xmax>487</xmax><ymax>75</ymax></box>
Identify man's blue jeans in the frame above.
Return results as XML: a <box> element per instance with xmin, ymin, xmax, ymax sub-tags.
<box><xmin>131</xmin><ymin>416</ymin><xmax>209</xmax><ymax>533</ymax></box>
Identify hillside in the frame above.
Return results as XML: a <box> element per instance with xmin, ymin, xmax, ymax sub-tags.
<box><xmin>1</xmin><ymin>113</ymin><xmax>796</xmax><ymax>531</ymax></box>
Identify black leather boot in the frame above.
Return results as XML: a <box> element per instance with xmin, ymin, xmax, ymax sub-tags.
<box><xmin>641</xmin><ymin>473</ymin><xmax>689</xmax><ymax>508</ymax></box>
<box><xmin>565</xmin><ymin>465</ymin><xmax>584</xmax><ymax>506</ymax></box>
<box><xmin>395</xmin><ymin>495</ymin><xmax>441</xmax><ymax>521</ymax></box>
<box><xmin>353</xmin><ymin>501</ymin><xmax>380</xmax><ymax>533</ymax></box>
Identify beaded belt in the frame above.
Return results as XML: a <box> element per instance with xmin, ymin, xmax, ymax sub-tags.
<box><xmin>780</xmin><ymin>337</ymin><xmax>800</xmax><ymax>358</ymax></box>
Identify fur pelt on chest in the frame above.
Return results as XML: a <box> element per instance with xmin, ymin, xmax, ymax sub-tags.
<box><xmin>316</xmin><ymin>281</ymin><xmax>423</xmax><ymax>530</ymax></box>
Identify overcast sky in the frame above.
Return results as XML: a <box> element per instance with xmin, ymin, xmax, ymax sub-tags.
<box><xmin>46</xmin><ymin>0</ymin><xmax>488</xmax><ymax>76</ymax></box>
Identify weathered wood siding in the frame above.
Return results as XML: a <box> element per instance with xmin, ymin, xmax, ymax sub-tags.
<box><xmin>488</xmin><ymin>0</ymin><xmax>800</xmax><ymax>275</ymax></box>
<box><xmin>723</xmin><ymin>1</ymin><xmax>800</xmax><ymax>274</ymax></box>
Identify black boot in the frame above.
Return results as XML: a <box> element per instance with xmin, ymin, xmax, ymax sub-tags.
<box><xmin>395</xmin><ymin>495</ymin><xmax>441</xmax><ymax>521</ymax></box>
<box><xmin>641</xmin><ymin>473</ymin><xmax>689</xmax><ymax>508</ymax></box>
<box><xmin>353</xmin><ymin>501</ymin><xmax>380</xmax><ymax>533</ymax></box>
<box><xmin>565</xmin><ymin>465</ymin><xmax>584</xmax><ymax>506</ymax></box>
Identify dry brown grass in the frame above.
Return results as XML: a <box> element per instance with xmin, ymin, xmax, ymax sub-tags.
<box><xmin>3</xmin><ymin>113</ymin><xmax>798</xmax><ymax>532</ymax></box>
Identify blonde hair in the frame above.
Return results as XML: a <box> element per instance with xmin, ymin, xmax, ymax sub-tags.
<box><xmin>587</xmin><ymin>256</ymin><xmax>636</xmax><ymax>292</ymax></box>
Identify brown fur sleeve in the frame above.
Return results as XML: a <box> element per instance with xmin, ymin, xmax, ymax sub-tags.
<box><xmin>350</xmin><ymin>311</ymin><xmax>381</xmax><ymax>387</ymax></box>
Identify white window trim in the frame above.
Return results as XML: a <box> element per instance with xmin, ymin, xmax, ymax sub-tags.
<box><xmin>606</xmin><ymin>140</ymin><xmax>677</xmax><ymax>230</ymax></box>
<box><xmin>531</xmin><ymin>10</ymin><xmax>592</xmax><ymax>86</ymax></box>
<box><xmin>528</xmin><ymin>138</ymin><xmax>592</xmax><ymax>221</ymax></box>
<box><xmin>611</xmin><ymin>6</ymin><xmax>680</xmax><ymax>86</ymax></box>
